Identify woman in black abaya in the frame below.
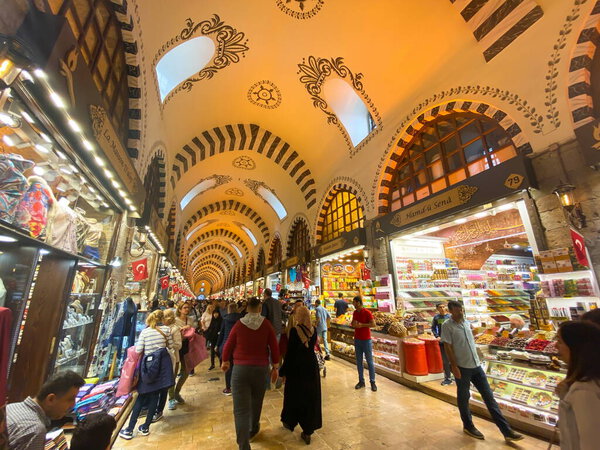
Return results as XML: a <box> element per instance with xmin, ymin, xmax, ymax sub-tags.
<box><xmin>279</xmin><ymin>305</ymin><xmax>322</xmax><ymax>445</ymax></box>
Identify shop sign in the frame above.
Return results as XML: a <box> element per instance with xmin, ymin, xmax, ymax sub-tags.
<box><xmin>374</xmin><ymin>155</ymin><xmax>535</xmax><ymax>236</ymax></box>
<box><xmin>90</xmin><ymin>105</ymin><xmax>145</xmax><ymax>208</ymax></box>
<box><xmin>312</xmin><ymin>227</ymin><xmax>367</xmax><ymax>258</ymax></box>
<box><xmin>266</xmin><ymin>264</ymin><xmax>281</xmax><ymax>275</ymax></box>
<box><xmin>284</xmin><ymin>256</ymin><xmax>300</xmax><ymax>268</ymax></box>
<box><xmin>575</xmin><ymin>119</ymin><xmax>600</xmax><ymax>168</ymax></box>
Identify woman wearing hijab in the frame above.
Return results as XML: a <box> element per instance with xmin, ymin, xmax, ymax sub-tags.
<box><xmin>279</xmin><ymin>305</ymin><xmax>322</xmax><ymax>445</ymax></box>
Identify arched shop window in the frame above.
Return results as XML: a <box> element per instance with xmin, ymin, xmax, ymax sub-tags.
<box><xmin>143</xmin><ymin>156</ymin><xmax>162</xmax><ymax>214</ymax></box>
<box><xmin>48</xmin><ymin>0</ymin><xmax>130</xmax><ymax>145</ymax></box>
<box><xmin>268</xmin><ymin>236</ymin><xmax>282</xmax><ymax>266</ymax></box>
<box><xmin>319</xmin><ymin>190</ymin><xmax>365</xmax><ymax>244</ymax></box>
<box><xmin>388</xmin><ymin>113</ymin><xmax>517</xmax><ymax>212</ymax></box>
<box><xmin>288</xmin><ymin>219</ymin><xmax>310</xmax><ymax>258</ymax></box>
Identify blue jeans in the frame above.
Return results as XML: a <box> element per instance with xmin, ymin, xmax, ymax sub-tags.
<box><xmin>318</xmin><ymin>329</ymin><xmax>330</xmax><ymax>355</ymax></box>
<box><xmin>126</xmin><ymin>390</ymin><xmax>160</xmax><ymax>431</ymax></box>
<box><xmin>456</xmin><ymin>366</ymin><xmax>512</xmax><ymax>435</ymax></box>
<box><xmin>354</xmin><ymin>339</ymin><xmax>375</xmax><ymax>384</ymax></box>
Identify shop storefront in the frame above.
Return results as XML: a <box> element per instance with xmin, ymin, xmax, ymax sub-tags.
<box><xmin>281</xmin><ymin>255</ymin><xmax>308</xmax><ymax>303</ymax></box>
<box><xmin>265</xmin><ymin>264</ymin><xmax>282</xmax><ymax>299</ymax></box>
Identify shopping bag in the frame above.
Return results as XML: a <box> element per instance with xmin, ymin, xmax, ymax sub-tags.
<box><xmin>115</xmin><ymin>346</ymin><xmax>141</xmax><ymax>397</ymax></box>
<box><xmin>183</xmin><ymin>328</ymin><xmax>208</xmax><ymax>370</ymax></box>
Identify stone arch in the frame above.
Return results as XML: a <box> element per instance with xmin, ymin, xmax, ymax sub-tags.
<box><xmin>195</xmin><ymin>267</ymin><xmax>222</xmax><ymax>284</ymax></box>
<box><xmin>376</xmin><ymin>100</ymin><xmax>533</xmax><ymax>214</ymax></box>
<box><xmin>268</xmin><ymin>234</ymin><xmax>283</xmax><ymax>266</ymax></box>
<box><xmin>166</xmin><ymin>201</ymin><xmax>177</xmax><ymax>248</ymax></box>
<box><xmin>315</xmin><ymin>183</ymin><xmax>366</xmax><ymax>243</ymax></box>
<box><xmin>188</xmin><ymin>243</ymin><xmax>239</xmax><ymax>268</ymax></box>
<box><xmin>567</xmin><ymin>0</ymin><xmax>600</xmax><ymax>130</ymax></box>
<box><xmin>192</xmin><ymin>257</ymin><xmax>230</xmax><ymax>278</ymax></box>
<box><xmin>109</xmin><ymin>0</ymin><xmax>144</xmax><ymax>158</ymax></box>
<box><xmin>256</xmin><ymin>247</ymin><xmax>266</xmax><ymax>273</ymax></box>
<box><xmin>184</xmin><ymin>200</ymin><xmax>270</xmax><ymax>242</ymax></box>
<box><xmin>247</xmin><ymin>257</ymin><xmax>255</xmax><ymax>278</ymax></box>
<box><xmin>448</xmin><ymin>0</ymin><xmax>543</xmax><ymax>62</ymax></box>
<box><xmin>170</xmin><ymin>124</ymin><xmax>317</xmax><ymax>209</ymax></box>
<box><xmin>141</xmin><ymin>147</ymin><xmax>167</xmax><ymax>217</ymax></box>
<box><xmin>286</xmin><ymin>216</ymin><xmax>311</xmax><ymax>258</ymax></box>
<box><xmin>187</xmin><ymin>229</ymin><xmax>250</xmax><ymax>258</ymax></box>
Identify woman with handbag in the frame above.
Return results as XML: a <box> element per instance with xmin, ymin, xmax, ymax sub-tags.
<box><xmin>119</xmin><ymin>310</ymin><xmax>174</xmax><ymax>440</ymax></box>
<box><xmin>155</xmin><ymin>309</ymin><xmax>182</xmax><ymax>414</ymax></box>
<box><xmin>555</xmin><ymin>320</ymin><xmax>600</xmax><ymax>450</ymax></box>
<box><xmin>205</xmin><ymin>308</ymin><xmax>223</xmax><ymax>370</ymax></box>
<box><xmin>169</xmin><ymin>302</ymin><xmax>193</xmax><ymax>406</ymax></box>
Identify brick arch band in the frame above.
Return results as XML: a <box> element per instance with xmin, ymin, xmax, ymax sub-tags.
<box><xmin>142</xmin><ymin>148</ymin><xmax>167</xmax><ymax>217</ymax></box>
<box><xmin>286</xmin><ymin>216</ymin><xmax>311</xmax><ymax>257</ymax></box>
<box><xmin>567</xmin><ymin>0</ymin><xmax>600</xmax><ymax>130</ymax></box>
<box><xmin>190</xmin><ymin>252</ymin><xmax>233</xmax><ymax>273</ymax></box>
<box><xmin>188</xmin><ymin>243</ymin><xmax>240</xmax><ymax>268</ymax></box>
<box><xmin>192</xmin><ymin>256</ymin><xmax>231</xmax><ymax>277</ymax></box>
<box><xmin>268</xmin><ymin>234</ymin><xmax>282</xmax><ymax>266</ymax></box>
<box><xmin>315</xmin><ymin>183</ymin><xmax>366</xmax><ymax>242</ymax></box>
<box><xmin>184</xmin><ymin>200</ymin><xmax>270</xmax><ymax>243</ymax></box>
<box><xmin>187</xmin><ymin>229</ymin><xmax>250</xmax><ymax>260</ymax></box>
<box><xmin>195</xmin><ymin>267</ymin><xmax>223</xmax><ymax>284</ymax></box>
<box><xmin>377</xmin><ymin>100</ymin><xmax>533</xmax><ymax>214</ymax></box>
<box><xmin>170</xmin><ymin>124</ymin><xmax>317</xmax><ymax>209</ymax></box>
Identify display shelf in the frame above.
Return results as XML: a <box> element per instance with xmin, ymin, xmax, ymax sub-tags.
<box><xmin>469</xmin><ymin>398</ymin><xmax>556</xmax><ymax>431</ymax></box>
<box><xmin>56</xmin><ymin>350</ymin><xmax>86</xmax><ymax>367</ymax></box>
<box><xmin>485</xmin><ymin>373</ymin><xmax>557</xmax><ymax>394</ymax></box>
<box><xmin>483</xmin><ymin>356</ymin><xmax>566</xmax><ymax>374</ymax></box>
<box><xmin>63</xmin><ymin>319</ymin><xmax>94</xmax><ymax>330</ymax></box>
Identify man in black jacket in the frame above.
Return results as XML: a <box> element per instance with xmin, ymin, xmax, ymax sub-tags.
<box><xmin>261</xmin><ymin>289</ymin><xmax>282</xmax><ymax>339</ymax></box>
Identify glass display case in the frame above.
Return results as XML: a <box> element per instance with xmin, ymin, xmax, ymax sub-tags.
<box><xmin>50</xmin><ymin>262</ymin><xmax>107</xmax><ymax>376</ymax></box>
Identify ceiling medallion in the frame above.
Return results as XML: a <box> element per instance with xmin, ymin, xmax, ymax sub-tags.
<box><xmin>225</xmin><ymin>187</ymin><xmax>244</xmax><ymax>197</ymax></box>
<box><xmin>220</xmin><ymin>210</ymin><xmax>236</xmax><ymax>216</ymax></box>
<box><xmin>232</xmin><ymin>155</ymin><xmax>256</xmax><ymax>170</ymax></box>
<box><xmin>247</xmin><ymin>81</ymin><xmax>282</xmax><ymax>109</ymax></box>
<box><xmin>276</xmin><ymin>0</ymin><xmax>324</xmax><ymax>19</ymax></box>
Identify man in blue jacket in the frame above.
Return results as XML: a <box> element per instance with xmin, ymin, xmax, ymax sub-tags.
<box><xmin>431</xmin><ymin>303</ymin><xmax>452</xmax><ymax>385</ymax></box>
<box><xmin>217</xmin><ymin>303</ymin><xmax>243</xmax><ymax>395</ymax></box>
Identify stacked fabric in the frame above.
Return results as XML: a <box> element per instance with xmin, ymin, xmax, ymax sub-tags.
<box><xmin>72</xmin><ymin>378</ymin><xmax>133</xmax><ymax>422</ymax></box>
<box><xmin>44</xmin><ymin>429</ymin><xmax>67</xmax><ymax>450</ymax></box>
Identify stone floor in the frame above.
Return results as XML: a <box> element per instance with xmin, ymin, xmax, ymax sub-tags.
<box><xmin>114</xmin><ymin>358</ymin><xmax>550</xmax><ymax>450</ymax></box>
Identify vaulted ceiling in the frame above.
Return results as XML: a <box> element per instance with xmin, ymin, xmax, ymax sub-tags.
<box><xmin>122</xmin><ymin>0</ymin><xmax>591</xmax><ymax>291</ymax></box>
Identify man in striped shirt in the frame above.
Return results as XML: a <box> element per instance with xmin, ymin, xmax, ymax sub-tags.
<box><xmin>7</xmin><ymin>371</ymin><xmax>85</xmax><ymax>450</ymax></box>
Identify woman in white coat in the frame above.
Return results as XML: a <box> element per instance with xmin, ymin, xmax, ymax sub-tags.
<box><xmin>556</xmin><ymin>320</ymin><xmax>600</xmax><ymax>450</ymax></box>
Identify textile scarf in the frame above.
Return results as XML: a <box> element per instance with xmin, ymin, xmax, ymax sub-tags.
<box><xmin>294</xmin><ymin>306</ymin><xmax>314</xmax><ymax>347</ymax></box>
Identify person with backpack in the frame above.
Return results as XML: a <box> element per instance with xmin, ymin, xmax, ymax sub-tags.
<box><xmin>119</xmin><ymin>310</ymin><xmax>174</xmax><ymax>440</ymax></box>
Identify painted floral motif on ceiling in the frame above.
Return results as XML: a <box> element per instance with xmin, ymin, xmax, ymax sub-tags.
<box><xmin>232</xmin><ymin>155</ymin><xmax>256</xmax><ymax>170</ymax></box>
<box><xmin>220</xmin><ymin>210</ymin><xmax>236</xmax><ymax>216</ymax></box>
<box><xmin>225</xmin><ymin>187</ymin><xmax>244</xmax><ymax>197</ymax></box>
<box><xmin>153</xmin><ymin>15</ymin><xmax>249</xmax><ymax>105</ymax></box>
<box><xmin>247</xmin><ymin>80</ymin><xmax>282</xmax><ymax>109</ymax></box>
<box><xmin>297</xmin><ymin>56</ymin><xmax>382</xmax><ymax>155</ymax></box>
<box><xmin>276</xmin><ymin>0</ymin><xmax>324</xmax><ymax>19</ymax></box>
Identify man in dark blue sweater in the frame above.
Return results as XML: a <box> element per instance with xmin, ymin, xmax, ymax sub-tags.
<box><xmin>431</xmin><ymin>303</ymin><xmax>452</xmax><ymax>385</ymax></box>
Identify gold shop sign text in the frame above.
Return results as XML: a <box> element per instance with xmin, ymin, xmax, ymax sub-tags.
<box><xmin>89</xmin><ymin>105</ymin><xmax>145</xmax><ymax>208</ymax></box>
<box><xmin>318</xmin><ymin>237</ymin><xmax>347</xmax><ymax>256</ymax></box>
<box><xmin>390</xmin><ymin>185</ymin><xmax>478</xmax><ymax>228</ymax></box>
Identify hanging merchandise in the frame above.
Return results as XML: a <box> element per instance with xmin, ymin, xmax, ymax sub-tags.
<box><xmin>361</xmin><ymin>264</ymin><xmax>371</xmax><ymax>281</ymax></box>
<box><xmin>47</xmin><ymin>197</ymin><xmax>79</xmax><ymax>254</ymax></box>
<box><xmin>0</xmin><ymin>153</ymin><xmax>34</xmax><ymax>222</ymax></box>
<box><xmin>13</xmin><ymin>176</ymin><xmax>55</xmax><ymax>239</ymax></box>
<box><xmin>160</xmin><ymin>275</ymin><xmax>170</xmax><ymax>290</ymax></box>
<box><xmin>131</xmin><ymin>258</ymin><xmax>149</xmax><ymax>281</ymax></box>
<box><xmin>570</xmin><ymin>229</ymin><xmax>590</xmax><ymax>267</ymax></box>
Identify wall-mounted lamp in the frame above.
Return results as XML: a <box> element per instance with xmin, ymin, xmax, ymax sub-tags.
<box><xmin>128</xmin><ymin>228</ymin><xmax>148</xmax><ymax>257</ymax></box>
<box><xmin>553</xmin><ymin>182</ymin><xmax>586</xmax><ymax>229</ymax></box>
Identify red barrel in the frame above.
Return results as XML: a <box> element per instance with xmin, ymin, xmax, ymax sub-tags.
<box><xmin>402</xmin><ymin>338</ymin><xmax>428</xmax><ymax>376</ymax></box>
<box><xmin>419</xmin><ymin>336</ymin><xmax>444</xmax><ymax>374</ymax></box>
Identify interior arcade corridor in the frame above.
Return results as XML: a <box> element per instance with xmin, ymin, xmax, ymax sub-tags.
<box><xmin>114</xmin><ymin>358</ymin><xmax>548</xmax><ymax>450</ymax></box>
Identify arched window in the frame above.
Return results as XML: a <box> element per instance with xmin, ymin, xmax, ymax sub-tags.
<box><xmin>143</xmin><ymin>157</ymin><xmax>162</xmax><ymax>214</ymax></box>
<box><xmin>268</xmin><ymin>237</ymin><xmax>282</xmax><ymax>266</ymax></box>
<box><xmin>288</xmin><ymin>220</ymin><xmax>310</xmax><ymax>258</ymax></box>
<box><xmin>388</xmin><ymin>113</ymin><xmax>516</xmax><ymax>212</ymax></box>
<box><xmin>48</xmin><ymin>0</ymin><xmax>130</xmax><ymax>145</ymax></box>
<box><xmin>320</xmin><ymin>190</ymin><xmax>365</xmax><ymax>243</ymax></box>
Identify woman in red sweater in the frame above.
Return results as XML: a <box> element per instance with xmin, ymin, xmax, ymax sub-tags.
<box><xmin>222</xmin><ymin>297</ymin><xmax>280</xmax><ymax>450</ymax></box>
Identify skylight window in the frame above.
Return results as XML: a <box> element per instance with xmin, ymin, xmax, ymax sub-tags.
<box><xmin>323</xmin><ymin>78</ymin><xmax>376</xmax><ymax>146</ymax></box>
<box><xmin>231</xmin><ymin>243</ymin><xmax>243</xmax><ymax>258</ymax></box>
<box><xmin>240</xmin><ymin>225</ymin><xmax>258</xmax><ymax>245</ymax></box>
<box><xmin>188</xmin><ymin>240</ymin><xmax>206</xmax><ymax>257</ymax></box>
<box><xmin>186</xmin><ymin>221</ymin><xmax>211</xmax><ymax>241</ymax></box>
<box><xmin>258</xmin><ymin>186</ymin><xmax>287</xmax><ymax>220</ymax></box>
<box><xmin>180</xmin><ymin>178</ymin><xmax>217</xmax><ymax>210</ymax></box>
<box><xmin>156</xmin><ymin>36</ymin><xmax>215</xmax><ymax>101</ymax></box>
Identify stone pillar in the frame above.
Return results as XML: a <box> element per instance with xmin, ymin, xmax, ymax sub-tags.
<box><xmin>530</xmin><ymin>139</ymin><xmax>600</xmax><ymax>280</ymax></box>
<box><xmin>111</xmin><ymin>213</ymin><xmax>134</xmax><ymax>300</ymax></box>
<box><xmin>365</xmin><ymin>219</ymin><xmax>391</xmax><ymax>279</ymax></box>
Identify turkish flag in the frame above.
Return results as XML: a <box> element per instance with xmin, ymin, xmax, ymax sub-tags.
<box><xmin>570</xmin><ymin>229</ymin><xmax>590</xmax><ymax>267</ymax></box>
<box><xmin>160</xmin><ymin>275</ymin><xmax>169</xmax><ymax>290</ymax></box>
<box><xmin>131</xmin><ymin>258</ymin><xmax>149</xmax><ymax>281</ymax></box>
<box><xmin>173</xmin><ymin>284</ymin><xmax>179</xmax><ymax>293</ymax></box>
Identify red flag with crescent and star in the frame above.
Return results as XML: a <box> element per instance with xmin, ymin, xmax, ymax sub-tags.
<box><xmin>160</xmin><ymin>275</ymin><xmax>169</xmax><ymax>290</ymax></box>
<box><xmin>173</xmin><ymin>284</ymin><xmax>179</xmax><ymax>293</ymax></box>
<box><xmin>570</xmin><ymin>229</ymin><xmax>590</xmax><ymax>267</ymax></box>
<box><xmin>131</xmin><ymin>258</ymin><xmax>149</xmax><ymax>281</ymax></box>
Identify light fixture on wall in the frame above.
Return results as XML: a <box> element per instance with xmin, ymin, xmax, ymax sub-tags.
<box><xmin>128</xmin><ymin>228</ymin><xmax>148</xmax><ymax>257</ymax></box>
<box><xmin>553</xmin><ymin>182</ymin><xmax>586</xmax><ymax>229</ymax></box>
<box><xmin>109</xmin><ymin>256</ymin><xmax>122</xmax><ymax>267</ymax></box>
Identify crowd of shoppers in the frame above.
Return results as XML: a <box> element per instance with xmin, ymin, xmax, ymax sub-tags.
<box><xmin>7</xmin><ymin>291</ymin><xmax>600</xmax><ymax>450</ymax></box>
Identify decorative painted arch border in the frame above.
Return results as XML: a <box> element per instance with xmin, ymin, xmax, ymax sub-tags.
<box><xmin>195</xmin><ymin>267</ymin><xmax>224</xmax><ymax>284</ymax></box>
<box><xmin>196</xmin><ymin>273</ymin><xmax>218</xmax><ymax>286</ymax></box>
<box><xmin>188</xmin><ymin>243</ymin><xmax>240</xmax><ymax>268</ymax></box>
<box><xmin>190</xmin><ymin>251</ymin><xmax>233</xmax><ymax>273</ymax></box>
<box><xmin>567</xmin><ymin>0</ymin><xmax>600</xmax><ymax>130</ymax></box>
<box><xmin>170</xmin><ymin>124</ymin><xmax>317</xmax><ymax>209</ymax></box>
<box><xmin>256</xmin><ymin>247</ymin><xmax>266</xmax><ymax>273</ymax></box>
<box><xmin>192</xmin><ymin>256</ymin><xmax>231</xmax><ymax>277</ymax></box>
<box><xmin>166</xmin><ymin>201</ymin><xmax>177</xmax><ymax>248</ymax></box>
<box><xmin>187</xmin><ymin>229</ymin><xmax>250</xmax><ymax>258</ymax></box>
<box><xmin>184</xmin><ymin>200</ymin><xmax>270</xmax><ymax>243</ymax></box>
<box><xmin>375</xmin><ymin>99</ymin><xmax>533</xmax><ymax>214</ymax></box>
<box><xmin>315</xmin><ymin>180</ymin><xmax>367</xmax><ymax>242</ymax></box>
<box><xmin>141</xmin><ymin>147</ymin><xmax>167</xmax><ymax>217</ymax></box>
<box><xmin>297</xmin><ymin>56</ymin><xmax>382</xmax><ymax>157</ymax></box>
<box><xmin>109</xmin><ymin>0</ymin><xmax>143</xmax><ymax>159</ymax></box>
<box><xmin>286</xmin><ymin>215</ymin><xmax>312</xmax><ymax>258</ymax></box>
